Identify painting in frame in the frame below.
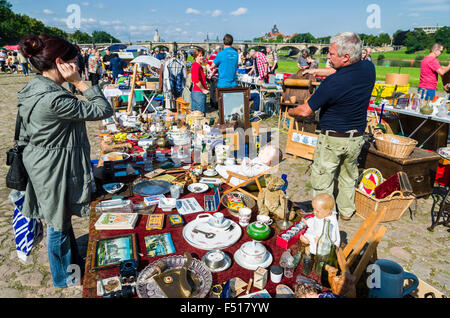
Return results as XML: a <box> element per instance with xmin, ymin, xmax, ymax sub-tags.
<box><xmin>91</xmin><ymin>233</ymin><xmax>138</xmax><ymax>271</ymax></box>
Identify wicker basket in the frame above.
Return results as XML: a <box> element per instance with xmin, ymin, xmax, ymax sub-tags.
<box><xmin>355</xmin><ymin>188</ymin><xmax>416</xmax><ymax>222</ymax></box>
<box><xmin>373</xmin><ymin>132</ymin><xmax>418</xmax><ymax>159</ymax></box>
<box><xmin>220</xmin><ymin>192</ymin><xmax>256</xmax><ymax>218</ymax></box>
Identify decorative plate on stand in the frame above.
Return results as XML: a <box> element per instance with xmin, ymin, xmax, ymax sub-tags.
<box><xmin>136</xmin><ymin>255</ymin><xmax>212</xmax><ymax>298</ymax></box>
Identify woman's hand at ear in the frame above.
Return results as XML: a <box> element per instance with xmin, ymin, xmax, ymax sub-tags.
<box><xmin>56</xmin><ymin>58</ymin><xmax>89</xmax><ymax>93</ymax></box>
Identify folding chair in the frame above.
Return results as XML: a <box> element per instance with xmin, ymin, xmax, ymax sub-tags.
<box><xmin>221</xmin><ymin>158</ymin><xmax>288</xmax><ymax>201</ymax></box>
<box><xmin>336</xmin><ymin>207</ymin><xmax>388</xmax><ymax>282</ymax></box>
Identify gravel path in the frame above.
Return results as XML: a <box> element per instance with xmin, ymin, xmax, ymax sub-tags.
<box><xmin>0</xmin><ymin>73</ymin><xmax>447</xmax><ymax>298</ymax></box>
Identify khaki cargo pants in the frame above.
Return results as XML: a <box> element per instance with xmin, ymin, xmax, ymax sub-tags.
<box><xmin>311</xmin><ymin>131</ymin><xmax>365</xmax><ymax>218</ymax></box>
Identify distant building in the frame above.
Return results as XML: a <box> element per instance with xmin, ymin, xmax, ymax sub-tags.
<box><xmin>414</xmin><ymin>26</ymin><xmax>443</xmax><ymax>34</ymax></box>
<box><xmin>154</xmin><ymin>29</ymin><xmax>160</xmax><ymax>42</ymax></box>
<box><xmin>262</xmin><ymin>24</ymin><xmax>297</xmax><ymax>42</ymax></box>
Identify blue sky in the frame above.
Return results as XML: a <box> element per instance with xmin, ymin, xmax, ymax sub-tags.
<box><xmin>8</xmin><ymin>0</ymin><xmax>450</xmax><ymax>42</ymax></box>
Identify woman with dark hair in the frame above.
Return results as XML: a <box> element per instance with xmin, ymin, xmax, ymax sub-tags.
<box><xmin>17</xmin><ymin>34</ymin><xmax>113</xmax><ymax>288</ymax></box>
<box><xmin>190</xmin><ymin>48</ymin><xmax>209</xmax><ymax>115</ymax></box>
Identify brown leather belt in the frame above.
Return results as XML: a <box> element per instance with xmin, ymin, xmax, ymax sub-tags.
<box><xmin>320</xmin><ymin>130</ymin><xmax>364</xmax><ymax>138</ymax></box>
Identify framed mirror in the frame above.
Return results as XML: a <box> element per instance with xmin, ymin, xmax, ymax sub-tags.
<box><xmin>217</xmin><ymin>87</ymin><xmax>251</xmax><ymax>131</ymax></box>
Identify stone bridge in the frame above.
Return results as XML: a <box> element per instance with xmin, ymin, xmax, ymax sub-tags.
<box><xmin>79</xmin><ymin>41</ymin><xmax>330</xmax><ymax>56</ymax></box>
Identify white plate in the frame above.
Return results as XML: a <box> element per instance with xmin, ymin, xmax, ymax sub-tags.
<box><xmin>187</xmin><ymin>183</ymin><xmax>209</xmax><ymax>194</ymax></box>
<box><xmin>233</xmin><ymin>249</ymin><xmax>273</xmax><ymax>271</ymax></box>
<box><xmin>182</xmin><ymin>214</ymin><xmax>242</xmax><ymax>250</ymax></box>
<box><xmin>203</xmin><ymin>170</ymin><xmax>218</xmax><ymax>177</ymax></box>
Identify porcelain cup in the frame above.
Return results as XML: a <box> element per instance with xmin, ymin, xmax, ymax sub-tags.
<box><xmin>211</xmin><ymin>212</ymin><xmax>224</xmax><ymax>226</ymax></box>
<box><xmin>238</xmin><ymin>208</ymin><xmax>252</xmax><ymax>227</ymax></box>
<box><xmin>257</xmin><ymin>215</ymin><xmax>273</xmax><ymax>226</ymax></box>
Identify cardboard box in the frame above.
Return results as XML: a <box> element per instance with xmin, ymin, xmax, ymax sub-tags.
<box><xmin>254</xmin><ymin>267</ymin><xmax>268</xmax><ymax>290</ymax></box>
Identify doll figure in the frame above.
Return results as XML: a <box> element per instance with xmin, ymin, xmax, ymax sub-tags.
<box><xmin>299</xmin><ymin>193</ymin><xmax>340</xmax><ymax>255</ymax></box>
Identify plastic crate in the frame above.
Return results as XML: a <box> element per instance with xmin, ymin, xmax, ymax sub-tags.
<box><xmin>372</xmin><ymin>83</ymin><xmax>410</xmax><ymax>98</ymax></box>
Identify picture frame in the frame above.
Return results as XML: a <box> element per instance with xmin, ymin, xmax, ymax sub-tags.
<box><xmin>217</xmin><ymin>87</ymin><xmax>251</xmax><ymax>131</ymax></box>
<box><xmin>91</xmin><ymin>233</ymin><xmax>138</xmax><ymax>271</ymax></box>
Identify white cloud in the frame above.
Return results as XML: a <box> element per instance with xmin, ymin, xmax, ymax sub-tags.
<box><xmin>93</xmin><ymin>3</ymin><xmax>105</xmax><ymax>9</ymax></box>
<box><xmin>211</xmin><ymin>10</ymin><xmax>222</xmax><ymax>17</ymax></box>
<box><xmin>99</xmin><ymin>20</ymin><xmax>122</xmax><ymax>26</ymax></box>
<box><xmin>409</xmin><ymin>12</ymin><xmax>420</xmax><ymax>16</ymax></box>
<box><xmin>186</xmin><ymin>8</ymin><xmax>201</xmax><ymax>15</ymax></box>
<box><xmin>230</xmin><ymin>7</ymin><xmax>248</xmax><ymax>16</ymax></box>
<box><xmin>81</xmin><ymin>2</ymin><xmax>90</xmax><ymax>6</ymax></box>
<box><xmin>43</xmin><ymin>9</ymin><xmax>54</xmax><ymax>15</ymax></box>
<box><xmin>150</xmin><ymin>9</ymin><xmax>158</xmax><ymax>13</ymax></box>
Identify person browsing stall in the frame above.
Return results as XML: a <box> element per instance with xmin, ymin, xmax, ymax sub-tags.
<box><xmin>208</xmin><ymin>34</ymin><xmax>239</xmax><ymax>88</ymax></box>
<box><xmin>109</xmin><ymin>53</ymin><xmax>127</xmax><ymax>82</ymax></box>
<box><xmin>191</xmin><ymin>48</ymin><xmax>209</xmax><ymax>115</ymax></box>
<box><xmin>288</xmin><ymin>32</ymin><xmax>376</xmax><ymax>221</ymax></box>
<box><xmin>419</xmin><ymin>43</ymin><xmax>450</xmax><ymax>101</ymax></box>
<box><xmin>17</xmin><ymin>34</ymin><xmax>113</xmax><ymax>288</ymax></box>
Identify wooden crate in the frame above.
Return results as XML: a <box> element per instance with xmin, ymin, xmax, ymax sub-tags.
<box><xmin>285</xmin><ymin>119</ymin><xmax>318</xmax><ymax>161</ymax></box>
<box><xmin>363</xmin><ymin>146</ymin><xmax>441</xmax><ymax>198</ymax></box>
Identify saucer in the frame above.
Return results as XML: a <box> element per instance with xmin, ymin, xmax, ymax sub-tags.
<box><xmin>208</xmin><ymin>218</ymin><xmax>231</xmax><ymax>229</ymax></box>
<box><xmin>233</xmin><ymin>249</ymin><xmax>273</xmax><ymax>271</ymax></box>
<box><xmin>187</xmin><ymin>183</ymin><xmax>209</xmax><ymax>194</ymax></box>
<box><xmin>204</xmin><ymin>170</ymin><xmax>218</xmax><ymax>177</ymax></box>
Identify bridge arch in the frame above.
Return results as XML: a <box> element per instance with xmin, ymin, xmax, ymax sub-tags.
<box><xmin>320</xmin><ymin>46</ymin><xmax>329</xmax><ymax>55</ymax></box>
<box><xmin>277</xmin><ymin>46</ymin><xmax>301</xmax><ymax>58</ymax></box>
<box><xmin>308</xmin><ymin>46</ymin><xmax>319</xmax><ymax>55</ymax></box>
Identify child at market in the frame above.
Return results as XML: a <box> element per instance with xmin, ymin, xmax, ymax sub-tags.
<box><xmin>300</xmin><ymin>193</ymin><xmax>340</xmax><ymax>255</ymax></box>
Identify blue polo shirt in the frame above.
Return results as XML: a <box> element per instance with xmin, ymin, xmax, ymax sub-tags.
<box><xmin>308</xmin><ymin>60</ymin><xmax>376</xmax><ymax>133</ymax></box>
<box><xmin>213</xmin><ymin>47</ymin><xmax>238</xmax><ymax>88</ymax></box>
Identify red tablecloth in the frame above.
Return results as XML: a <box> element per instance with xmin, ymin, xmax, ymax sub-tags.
<box><xmin>82</xmin><ymin>186</ymin><xmax>323</xmax><ymax>298</ymax></box>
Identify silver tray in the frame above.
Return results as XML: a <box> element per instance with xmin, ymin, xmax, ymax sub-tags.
<box><xmin>133</xmin><ymin>180</ymin><xmax>171</xmax><ymax>197</ymax></box>
<box><xmin>136</xmin><ymin>255</ymin><xmax>212</xmax><ymax>298</ymax></box>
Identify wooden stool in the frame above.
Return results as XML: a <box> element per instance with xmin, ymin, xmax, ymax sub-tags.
<box><xmin>176</xmin><ymin>97</ymin><xmax>190</xmax><ymax>114</ymax></box>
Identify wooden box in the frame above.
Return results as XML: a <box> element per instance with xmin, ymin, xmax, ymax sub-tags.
<box><xmin>363</xmin><ymin>146</ymin><xmax>440</xmax><ymax>198</ymax></box>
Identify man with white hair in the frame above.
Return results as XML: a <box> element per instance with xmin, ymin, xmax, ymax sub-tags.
<box><xmin>289</xmin><ymin>32</ymin><xmax>376</xmax><ymax>221</ymax></box>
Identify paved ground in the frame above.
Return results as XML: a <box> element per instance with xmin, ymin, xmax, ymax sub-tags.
<box><xmin>0</xmin><ymin>73</ymin><xmax>448</xmax><ymax>298</ymax></box>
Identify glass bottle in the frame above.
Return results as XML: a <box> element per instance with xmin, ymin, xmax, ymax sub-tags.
<box><xmin>302</xmin><ymin>250</ymin><xmax>313</xmax><ymax>276</ymax></box>
<box><xmin>314</xmin><ymin>219</ymin><xmax>333</xmax><ymax>277</ymax></box>
<box><xmin>320</xmin><ymin>244</ymin><xmax>338</xmax><ymax>288</ymax></box>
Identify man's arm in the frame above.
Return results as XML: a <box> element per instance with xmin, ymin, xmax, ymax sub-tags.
<box><xmin>436</xmin><ymin>63</ymin><xmax>450</xmax><ymax>76</ymax></box>
<box><xmin>303</xmin><ymin>68</ymin><xmax>336</xmax><ymax>77</ymax></box>
<box><xmin>288</xmin><ymin>101</ymin><xmax>314</xmax><ymax>118</ymax></box>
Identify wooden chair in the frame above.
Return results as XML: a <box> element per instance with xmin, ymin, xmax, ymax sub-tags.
<box><xmin>221</xmin><ymin>158</ymin><xmax>288</xmax><ymax>200</ymax></box>
<box><xmin>176</xmin><ymin>97</ymin><xmax>190</xmax><ymax>114</ymax></box>
<box><xmin>336</xmin><ymin>207</ymin><xmax>388</xmax><ymax>282</ymax></box>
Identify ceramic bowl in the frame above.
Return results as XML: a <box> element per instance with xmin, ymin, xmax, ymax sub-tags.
<box><xmin>239</xmin><ymin>241</ymin><xmax>268</xmax><ymax>265</ymax></box>
<box><xmin>246</xmin><ymin>222</ymin><xmax>271</xmax><ymax>241</ymax></box>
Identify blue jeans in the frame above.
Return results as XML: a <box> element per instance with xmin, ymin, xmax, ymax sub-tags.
<box><xmin>21</xmin><ymin>63</ymin><xmax>30</xmax><ymax>75</ymax></box>
<box><xmin>250</xmin><ymin>92</ymin><xmax>260</xmax><ymax>111</ymax></box>
<box><xmin>47</xmin><ymin>225</ymin><xmax>82</xmax><ymax>288</ymax></box>
<box><xmin>418</xmin><ymin>88</ymin><xmax>436</xmax><ymax>101</ymax></box>
<box><xmin>191</xmin><ymin>90</ymin><xmax>206</xmax><ymax>115</ymax></box>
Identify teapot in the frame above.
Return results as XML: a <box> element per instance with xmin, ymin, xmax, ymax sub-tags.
<box><xmin>247</xmin><ymin>221</ymin><xmax>271</xmax><ymax>241</ymax></box>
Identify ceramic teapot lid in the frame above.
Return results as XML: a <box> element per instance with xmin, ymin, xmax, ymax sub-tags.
<box><xmin>240</xmin><ymin>240</ymin><xmax>267</xmax><ymax>258</ymax></box>
<box><xmin>248</xmin><ymin>221</ymin><xmax>269</xmax><ymax>233</ymax></box>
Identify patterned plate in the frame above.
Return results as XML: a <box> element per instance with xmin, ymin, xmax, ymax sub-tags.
<box><xmin>136</xmin><ymin>255</ymin><xmax>212</xmax><ymax>298</ymax></box>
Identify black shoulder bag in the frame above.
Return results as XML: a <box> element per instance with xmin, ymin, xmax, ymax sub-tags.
<box><xmin>6</xmin><ymin>111</ymin><xmax>28</xmax><ymax>191</ymax></box>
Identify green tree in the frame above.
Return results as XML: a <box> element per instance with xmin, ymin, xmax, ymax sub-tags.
<box><xmin>91</xmin><ymin>30</ymin><xmax>120</xmax><ymax>43</ymax></box>
<box><xmin>69</xmin><ymin>30</ymin><xmax>92</xmax><ymax>44</ymax></box>
<box><xmin>393</xmin><ymin>29</ymin><xmax>410</xmax><ymax>46</ymax></box>
<box><xmin>433</xmin><ymin>26</ymin><xmax>450</xmax><ymax>53</ymax></box>
<box><xmin>289</xmin><ymin>33</ymin><xmax>315</xmax><ymax>43</ymax></box>
<box><xmin>405</xmin><ymin>29</ymin><xmax>433</xmax><ymax>53</ymax></box>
